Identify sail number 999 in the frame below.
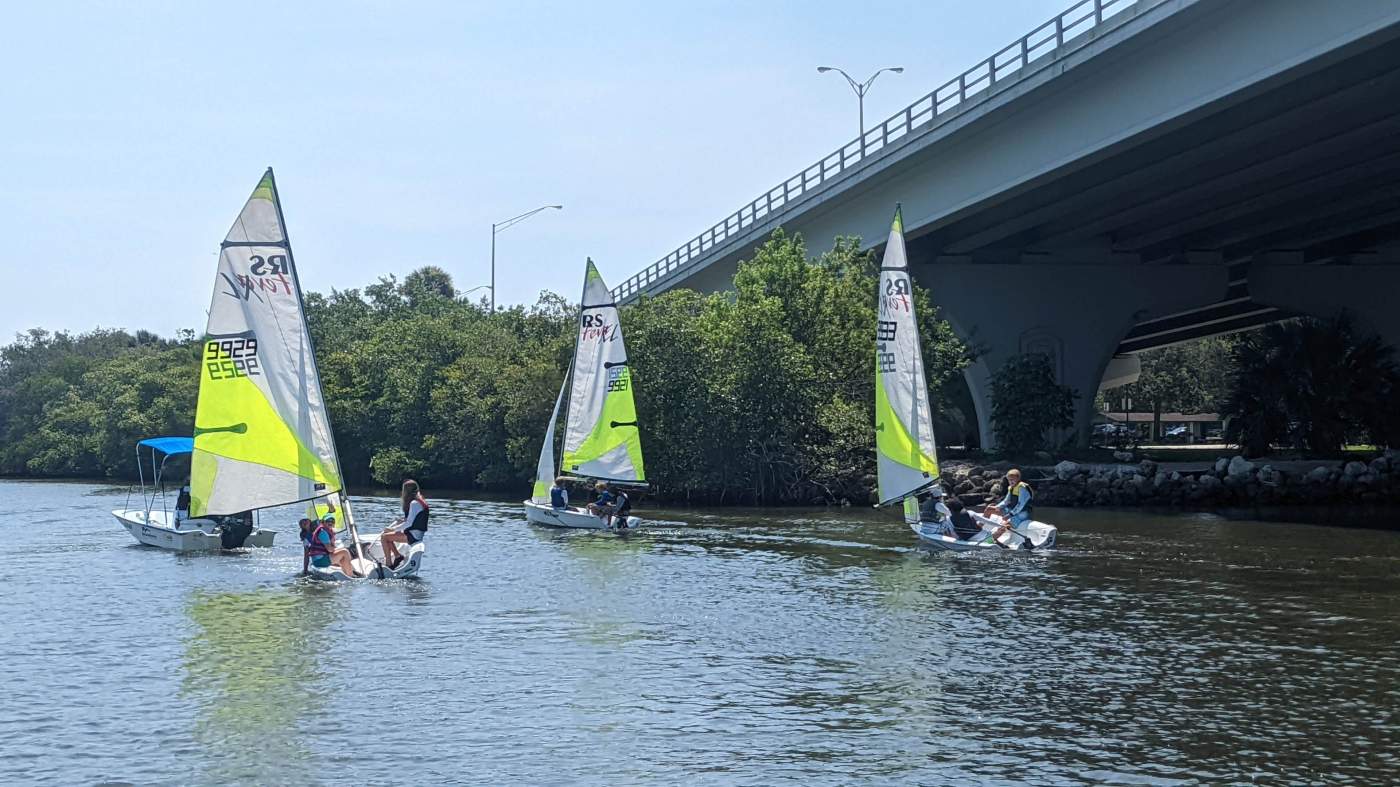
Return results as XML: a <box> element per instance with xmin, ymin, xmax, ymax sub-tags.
<box><xmin>205</xmin><ymin>338</ymin><xmax>261</xmax><ymax>380</ymax></box>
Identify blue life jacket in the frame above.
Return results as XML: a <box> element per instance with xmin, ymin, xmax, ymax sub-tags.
<box><xmin>550</xmin><ymin>486</ymin><xmax>567</xmax><ymax>509</ymax></box>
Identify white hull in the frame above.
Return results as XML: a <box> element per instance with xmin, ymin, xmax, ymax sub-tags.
<box><xmin>307</xmin><ymin>534</ymin><xmax>424</xmax><ymax>581</ymax></box>
<box><xmin>113</xmin><ymin>509</ymin><xmax>275</xmax><ymax>552</ymax></box>
<box><xmin>523</xmin><ymin>500</ymin><xmax>640</xmax><ymax>530</ymax></box>
<box><xmin>911</xmin><ymin>511</ymin><xmax>1057</xmax><ymax>552</ymax></box>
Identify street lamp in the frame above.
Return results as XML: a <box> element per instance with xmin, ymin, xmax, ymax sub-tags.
<box><xmin>461</xmin><ymin>284</ymin><xmax>491</xmax><ymax>300</ymax></box>
<box><xmin>491</xmin><ymin>204</ymin><xmax>562</xmax><ymax>312</ymax></box>
<box><xmin>817</xmin><ymin>65</ymin><xmax>904</xmax><ymax>155</ymax></box>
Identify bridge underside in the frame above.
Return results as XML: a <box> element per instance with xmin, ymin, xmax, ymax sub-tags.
<box><xmin>906</xmin><ymin>32</ymin><xmax>1400</xmax><ymax>446</ymax></box>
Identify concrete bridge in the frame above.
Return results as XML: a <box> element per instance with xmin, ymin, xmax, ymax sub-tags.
<box><xmin>613</xmin><ymin>0</ymin><xmax>1400</xmax><ymax>447</ymax></box>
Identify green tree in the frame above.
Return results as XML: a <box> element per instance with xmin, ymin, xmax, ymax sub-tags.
<box><xmin>1223</xmin><ymin>315</ymin><xmax>1399</xmax><ymax>455</ymax></box>
<box><xmin>989</xmin><ymin>353</ymin><xmax>1076</xmax><ymax>454</ymax></box>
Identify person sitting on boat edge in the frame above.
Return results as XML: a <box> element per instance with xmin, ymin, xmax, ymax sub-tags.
<box><xmin>550</xmin><ymin>476</ymin><xmax>570</xmax><ymax>510</ymax></box>
<box><xmin>381</xmin><ymin>479</ymin><xmax>429</xmax><ymax>570</ymax></box>
<box><xmin>984</xmin><ymin>468</ymin><xmax>1033</xmax><ymax>527</ymax></box>
<box><xmin>306</xmin><ymin>514</ymin><xmax>357</xmax><ymax>577</ymax></box>
<box><xmin>587</xmin><ymin>481</ymin><xmax>615</xmax><ymax>519</ymax></box>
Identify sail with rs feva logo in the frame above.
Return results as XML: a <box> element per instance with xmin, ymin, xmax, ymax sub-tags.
<box><xmin>190</xmin><ymin>168</ymin><xmax>347</xmax><ymax>518</ymax></box>
<box><xmin>874</xmin><ymin>205</ymin><xmax>939</xmax><ymax>518</ymax></box>
<box><xmin>558</xmin><ymin>259</ymin><xmax>646</xmax><ymax>484</ymax></box>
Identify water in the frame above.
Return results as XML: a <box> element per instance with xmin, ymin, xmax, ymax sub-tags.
<box><xmin>3</xmin><ymin>479</ymin><xmax>1399</xmax><ymax>786</ymax></box>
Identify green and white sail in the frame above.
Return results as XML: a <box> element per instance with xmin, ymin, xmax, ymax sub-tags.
<box><xmin>531</xmin><ymin>376</ymin><xmax>568</xmax><ymax>503</ymax></box>
<box><xmin>190</xmin><ymin>169</ymin><xmax>343</xmax><ymax>517</ymax></box>
<box><xmin>875</xmin><ymin>206</ymin><xmax>939</xmax><ymax>506</ymax></box>
<box><xmin>560</xmin><ymin>260</ymin><xmax>646</xmax><ymax>484</ymax></box>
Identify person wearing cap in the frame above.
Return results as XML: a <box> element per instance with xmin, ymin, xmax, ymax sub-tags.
<box><xmin>917</xmin><ymin>486</ymin><xmax>953</xmax><ymax>536</ymax></box>
<box><xmin>306</xmin><ymin>513</ymin><xmax>358</xmax><ymax>576</ymax></box>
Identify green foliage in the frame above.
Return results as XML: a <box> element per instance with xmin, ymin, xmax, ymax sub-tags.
<box><xmin>989</xmin><ymin>353</ymin><xmax>1076</xmax><ymax>453</ymax></box>
<box><xmin>1</xmin><ymin>236</ymin><xmax>974</xmax><ymax>504</ymax></box>
<box><xmin>0</xmin><ymin>329</ymin><xmax>199</xmax><ymax>477</ymax></box>
<box><xmin>1223</xmin><ymin>316</ymin><xmax>1399</xmax><ymax>456</ymax></box>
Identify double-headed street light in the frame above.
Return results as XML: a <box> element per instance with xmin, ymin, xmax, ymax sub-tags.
<box><xmin>816</xmin><ymin>65</ymin><xmax>904</xmax><ymax>155</ymax></box>
<box><xmin>491</xmin><ymin>204</ymin><xmax>562</xmax><ymax>311</ymax></box>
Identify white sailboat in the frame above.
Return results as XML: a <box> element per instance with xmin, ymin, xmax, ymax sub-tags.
<box><xmin>524</xmin><ymin>259</ymin><xmax>645</xmax><ymax>529</ymax></box>
<box><xmin>113</xmin><ymin>169</ymin><xmax>421</xmax><ymax>575</ymax></box>
<box><xmin>873</xmin><ymin>205</ymin><xmax>1056</xmax><ymax>552</ymax></box>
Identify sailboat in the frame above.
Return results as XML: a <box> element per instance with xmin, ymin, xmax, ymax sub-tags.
<box><xmin>524</xmin><ymin>259</ymin><xmax>646</xmax><ymax>529</ymax></box>
<box><xmin>114</xmin><ymin>170</ymin><xmax>422</xmax><ymax>575</ymax></box>
<box><xmin>873</xmin><ymin>205</ymin><xmax>1056</xmax><ymax>552</ymax></box>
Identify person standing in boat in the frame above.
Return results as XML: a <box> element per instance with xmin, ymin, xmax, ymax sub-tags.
<box><xmin>174</xmin><ymin>485</ymin><xmax>191</xmax><ymax>525</ymax></box>
<box><xmin>381</xmin><ymin>479</ymin><xmax>429</xmax><ymax>570</ymax></box>
<box><xmin>985</xmin><ymin>469</ymin><xmax>1033</xmax><ymax>527</ymax></box>
<box><xmin>611</xmin><ymin>485</ymin><xmax>633</xmax><ymax>528</ymax></box>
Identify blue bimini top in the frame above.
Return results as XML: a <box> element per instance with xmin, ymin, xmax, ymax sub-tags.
<box><xmin>137</xmin><ymin>436</ymin><xmax>195</xmax><ymax>456</ymax></box>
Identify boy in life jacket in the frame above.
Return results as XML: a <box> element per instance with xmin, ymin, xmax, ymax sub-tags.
<box><xmin>984</xmin><ymin>468</ymin><xmax>1033</xmax><ymax>529</ymax></box>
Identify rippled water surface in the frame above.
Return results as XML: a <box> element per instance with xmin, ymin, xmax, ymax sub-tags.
<box><xmin>3</xmin><ymin>479</ymin><xmax>1399</xmax><ymax>785</ymax></box>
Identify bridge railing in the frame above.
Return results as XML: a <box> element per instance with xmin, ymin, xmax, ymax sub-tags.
<box><xmin>613</xmin><ymin>0</ymin><xmax>1148</xmax><ymax>301</ymax></box>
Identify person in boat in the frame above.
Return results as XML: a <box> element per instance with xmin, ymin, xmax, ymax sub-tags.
<box><xmin>587</xmin><ymin>481</ymin><xmax>616</xmax><ymax>519</ymax></box>
<box><xmin>917</xmin><ymin>486</ymin><xmax>952</xmax><ymax>533</ymax></box>
<box><xmin>945</xmin><ymin>497</ymin><xmax>984</xmax><ymax>541</ymax></box>
<box><xmin>549</xmin><ymin>476</ymin><xmax>570</xmax><ymax>510</ymax></box>
<box><xmin>299</xmin><ymin>517</ymin><xmax>316</xmax><ymax>573</ymax></box>
<box><xmin>381</xmin><ymin>479</ymin><xmax>429</xmax><ymax>570</ymax></box>
<box><xmin>174</xmin><ymin>485</ymin><xmax>191</xmax><ymax>525</ymax></box>
<box><xmin>985</xmin><ymin>468</ymin><xmax>1033</xmax><ymax>529</ymax></box>
<box><xmin>611</xmin><ymin>485</ymin><xmax>633</xmax><ymax>528</ymax></box>
<box><xmin>306</xmin><ymin>514</ymin><xmax>356</xmax><ymax>576</ymax></box>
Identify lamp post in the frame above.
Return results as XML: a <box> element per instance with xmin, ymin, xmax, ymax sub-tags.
<box><xmin>816</xmin><ymin>65</ymin><xmax>904</xmax><ymax>156</ymax></box>
<box><xmin>491</xmin><ymin>204</ymin><xmax>562</xmax><ymax>311</ymax></box>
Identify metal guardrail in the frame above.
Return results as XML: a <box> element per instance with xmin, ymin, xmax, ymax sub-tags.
<box><xmin>613</xmin><ymin>0</ymin><xmax>1149</xmax><ymax>302</ymax></box>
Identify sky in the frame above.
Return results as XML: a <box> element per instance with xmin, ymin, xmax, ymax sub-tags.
<box><xmin>0</xmin><ymin>0</ymin><xmax>1068</xmax><ymax>341</ymax></box>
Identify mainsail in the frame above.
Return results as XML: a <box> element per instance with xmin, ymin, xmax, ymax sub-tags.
<box><xmin>531</xmin><ymin>376</ymin><xmax>568</xmax><ymax>503</ymax></box>
<box><xmin>560</xmin><ymin>260</ymin><xmax>646</xmax><ymax>483</ymax></box>
<box><xmin>190</xmin><ymin>169</ymin><xmax>344</xmax><ymax>517</ymax></box>
<box><xmin>875</xmin><ymin>206</ymin><xmax>939</xmax><ymax>506</ymax></box>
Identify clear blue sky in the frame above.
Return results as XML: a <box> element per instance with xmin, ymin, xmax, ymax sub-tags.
<box><xmin>0</xmin><ymin>0</ymin><xmax>1066</xmax><ymax>341</ymax></box>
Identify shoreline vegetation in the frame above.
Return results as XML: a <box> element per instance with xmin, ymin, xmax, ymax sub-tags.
<box><xmin>0</xmin><ymin>232</ymin><xmax>971</xmax><ymax>507</ymax></box>
<box><xmin>6</xmin><ymin>229</ymin><xmax>1398</xmax><ymax>509</ymax></box>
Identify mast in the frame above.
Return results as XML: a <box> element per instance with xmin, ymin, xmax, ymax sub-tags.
<box><xmin>265</xmin><ymin>167</ymin><xmax>364</xmax><ymax>560</ymax></box>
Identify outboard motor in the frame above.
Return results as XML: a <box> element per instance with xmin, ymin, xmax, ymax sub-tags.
<box><xmin>220</xmin><ymin>512</ymin><xmax>255</xmax><ymax>549</ymax></box>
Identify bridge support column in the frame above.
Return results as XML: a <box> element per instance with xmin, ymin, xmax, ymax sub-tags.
<box><xmin>921</xmin><ymin>263</ymin><xmax>1227</xmax><ymax>449</ymax></box>
<box><xmin>1250</xmin><ymin>263</ymin><xmax>1400</xmax><ymax>351</ymax></box>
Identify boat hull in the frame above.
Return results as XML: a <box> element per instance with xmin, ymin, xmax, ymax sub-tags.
<box><xmin>523</xmin><ymin>500</ymin><xmax>641</xmax><ymax>530</ymax></box>
<box><xmin>307</xmin><ymin>535</ymin><xmax>424</xmax><ymax>581</ymax></box>
<box><xmin>911</xmin><ymin>511</ymin><xmax>1057</xmax><ymax>552</ymax></box>
<box><xmin>113</xmin><ymin>509</ymin><xmax>275</xmax><ymax>551</ymax></box>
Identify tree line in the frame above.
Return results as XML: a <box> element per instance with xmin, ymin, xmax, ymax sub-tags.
<box><xmin>0</xmin><ymin>231</ymin><xmax>971</xmax><ymax>504</ymax></box>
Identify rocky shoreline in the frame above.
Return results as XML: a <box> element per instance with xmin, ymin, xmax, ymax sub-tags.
<box><xmin>935</xmin><ymin>450</ymin><xmax>1400</xmax><ymax>508</ymax></box>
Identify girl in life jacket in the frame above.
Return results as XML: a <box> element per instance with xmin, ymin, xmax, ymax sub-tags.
<box><xmin>305</xmin><ymin>514</ymin><xmax>357</xmax><ymax>576</ymax></box>
<box><xmin>381</xmin><ymin>479</ymin><xmax>429</xmax><ymax>569</ymax></box>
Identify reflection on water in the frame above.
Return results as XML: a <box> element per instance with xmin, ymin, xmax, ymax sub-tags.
<box><xmin>6</xmin><ymin>480</ymin><xmax>1400</xmax><ymax>785</ymax></box>
<box><xmin>182</xmin><ymin>587</ymin><xmax>337</xmax><ymax>786</ymax></box>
